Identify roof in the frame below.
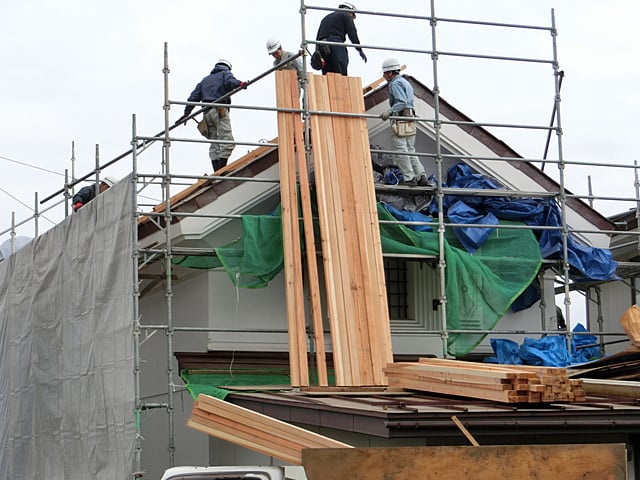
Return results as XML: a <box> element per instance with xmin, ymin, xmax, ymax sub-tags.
<box><xmin>176</xmin><ymin>351</ymin><xmax>640</xmax><ymax>443</ymax></box>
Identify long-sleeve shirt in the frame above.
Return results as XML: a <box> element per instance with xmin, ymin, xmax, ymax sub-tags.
<box><xmin>185</xmin><ymin>64</ymin><xmax>242</xmax><ymax>115</ymax></box>
<box><xmin>316</xmin><ymin>10</ymin><xmax>363</xmax><ymax>53</ymax></box>
<box><xmin>387</xmin><ymin>75</ymin><xmax>415</xmax><ymax>113</ymax></box>
<box><xmin>273</xmin><ymin>50</ymin><xmax>304</xmax><ymax>86</ymax></box>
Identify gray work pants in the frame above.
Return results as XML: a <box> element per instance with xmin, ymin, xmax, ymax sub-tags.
<box><xmin>391</xmin><ymin>131</ymin><xmax>426</xmax><ymax>182</ymax></box>
<box><xmin>205</xmin><ymin>107</ymin><xmax>235</xmax><ymax>167</ymax></box>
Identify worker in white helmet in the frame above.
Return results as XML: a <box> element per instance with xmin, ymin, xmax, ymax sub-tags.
<box><xmin>315</xmin><ymin>3</ymin><xmax>367</xmax><ymax>76</ymax></box>
<box><xmin>72</xmin><ymin>176</ymin><xmax>119</xmax><ymax>212</ymax></box>
<box><xmin>379</xmin><ymin>59</ymin><xmax>427</xmax><ymax>186</ymax></box>
<box><xmin>177</xmin><ymin>59</ymin><xmax>248</xmax><ymax>172</ymax></box>
<box><xmin>266</xmin><ymin>38</ymin><xmax>303</xmax><ymax>89</ymax></box>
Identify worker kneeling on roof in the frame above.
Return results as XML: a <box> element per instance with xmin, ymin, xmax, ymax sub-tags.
<box><xmin>72</xmin><ymin>176</ymin><xmax>118</xmax><ymax>212</ymax></box>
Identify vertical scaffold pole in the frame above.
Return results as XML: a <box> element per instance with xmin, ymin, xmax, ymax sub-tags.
<box><xmin>131</xmin><ymin>113</ymin><xmax>143</xmax><ymax>478</ymax></box>
<box><xmin>429</xmin><ymin>0</ymin><xmax>449</xmax><ymax>358</ymax></box>
<box><xmin>162</xmin><ymin>41</ymin><xmax>177</xmax><ymax>467</ymax></box>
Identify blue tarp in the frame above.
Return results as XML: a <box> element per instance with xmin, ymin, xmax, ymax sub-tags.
<box><xmin>485</xmin><ymin>324</ymin><xmax>601</xmax><ymax>367</ymax></box>
<box><xmin>423</xmin><ymin>163</ymin><xmax>617</xmax><ymax>282</ymax></box>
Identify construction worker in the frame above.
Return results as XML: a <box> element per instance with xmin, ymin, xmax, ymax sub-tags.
<box><xmin>72</xmin><ymin>176</ymin><xmax>118</xmax><ymax>212</ymax></box>
<box><xmin>266</xmin><ymin>38</ymin><xmax>303</xmax><ymax>88</ymax></box>
<box><xmin>379</xmin><ymin>58</ymin><xmax>428</xmax><ymax>186</ymax></box>
<box><xmin>177</xmin><ymin>59</ymin><xmax>247</xmax><ymax>172</ymax></box>
<box><xmin>315</xmin><ymin>2</ymin><xmax>367</xmax><ymax>76</ymax></box>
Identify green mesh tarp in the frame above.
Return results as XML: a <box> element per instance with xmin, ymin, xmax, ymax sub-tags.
<box><xmin>174</xmin><ymin>213</ymin><xmax>284</xmax><ymax>288</ymax></box>
<box><xmin>174</xmin><ymin>203</ymin><xmax>542</xmax><ymax>356</ymax></box>
<box><xmin>180</xmin><ymin>369</ymin><xmax>293</xmax><ymax>400</ymax></box>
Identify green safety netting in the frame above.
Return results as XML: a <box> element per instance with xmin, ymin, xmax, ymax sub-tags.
<box><xmin>180</xmin><ymin>369</ymin><xmax>293</xmax><ymax>400</ymax></box>
<box><xmin>174</xmin><ymin>203</ymin><xmax>542</xmax><ymax>356</ymax></box>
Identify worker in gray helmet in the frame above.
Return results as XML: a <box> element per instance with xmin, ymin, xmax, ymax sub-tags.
<box><xmin>315</xmin><ymin>2</ymin><xmax>367</xmax><ymax>76</ymax></box>
<box><xmin>379</xmin><ymin>59</ymin><xmax>427</xmax><ymax>186</ymax></box>
<box><xmin>266</xmin><ymin>38</ymin><xmax>303</xmax><ymax>89</ymax></box>
<box><xmin>176</xmin><ymin>59</ymin><xmax>248</xmax><ymax>172</ymax></box>
<box><xmin>72</xmin><ymin>176</ymin><xmax>118</xmax><ymax>212</ymax></box>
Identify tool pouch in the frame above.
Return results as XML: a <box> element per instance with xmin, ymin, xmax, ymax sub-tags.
<box><xmin>197</xmin><ymin>118</ymin><xmax>209</xmax><ymax>138</ymax></box>
<box><xmin>391</xmin><ymin>108</ymin><xmax>417</xmax><ymax>137</ymax></box>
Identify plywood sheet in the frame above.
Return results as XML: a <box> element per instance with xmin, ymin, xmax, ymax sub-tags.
<box><xmin>302</xmin><ymin>445</ymin><xmax>627</xmax><ymax>480</ymax></box>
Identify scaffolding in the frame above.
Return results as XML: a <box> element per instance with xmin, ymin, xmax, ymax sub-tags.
<box><xmin>2</xmin><ymin>3</ymin><xmax>640</xmax><ymax>478</ymax></box>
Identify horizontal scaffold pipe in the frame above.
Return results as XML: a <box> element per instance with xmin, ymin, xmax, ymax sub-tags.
<box><xmin>40</xmin><ymin>52</ymin><xmax>303</xmax><ymax>205</ymax></box>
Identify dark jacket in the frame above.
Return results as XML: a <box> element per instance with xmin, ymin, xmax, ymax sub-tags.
<box><xmin>316</xmin><ymin>10</ymin><xmax>362</xmax><ymax>51</ymax></box>
<box><xmin>72</xmin><ymin>185</ymin><xmax>97</xmax><ymax>206</ymax></box>
<box><xmin>184</xmin><ymin>64</ymin><xmax>242</xmax><ymax>115</ymax></box>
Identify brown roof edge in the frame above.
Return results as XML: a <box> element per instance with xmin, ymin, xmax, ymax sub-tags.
<box><xmin>137</xmin><ymin>145</ymin><xmax>279</xmax><ymax>240</ymax></box>
<box><xmin>365</xmin><ymin>75</ymin><xmax>615</xmax><ymax>232</ymax></box>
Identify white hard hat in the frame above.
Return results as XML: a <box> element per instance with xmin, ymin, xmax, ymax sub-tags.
<box><xmin>382</xmin><ymin>58</ymin><xmax>401</xmax><ymax>73</ymax></box>
<box><xmin>339</xmin><ymin>2</ymin><xmax>356</xmax><ymax>10</ymax></box>
<box><xmin>216</xmin><ymin>59</ymin><xmax>232</xmax><ymax>70</ymax></box>
<box><xmin>101</xmin><ymin>176</ymin><xmax>118</xmax><ymax>187</ymax></box>
<box><xmin>266</xmin><ymin>38</ymin><xmax>281</xmax><ymax>55</ymax></box>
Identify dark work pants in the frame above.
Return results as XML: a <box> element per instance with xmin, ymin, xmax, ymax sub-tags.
<box><xmin>322</xmin><ymin>44</ymin><xmax>349</xmax><ymax>76</ymax></box>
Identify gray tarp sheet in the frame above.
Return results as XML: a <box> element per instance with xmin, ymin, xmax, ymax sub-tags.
<box><xmin>0</xmin><ymin>177</ymin><xmax>135</xmax><ymax>479</ymax></box>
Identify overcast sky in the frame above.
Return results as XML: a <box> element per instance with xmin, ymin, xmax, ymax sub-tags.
<box><xmin>1</xmin><ymin>0</ymin><xmax>639</xmax><ymax>241</ymax></box>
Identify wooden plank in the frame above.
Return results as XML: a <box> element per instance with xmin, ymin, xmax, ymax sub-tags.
<box><xmin>451</xmin><ymin>415</ymin><xmax>479</xmax><ymax>446</ymax></box>
<box><xmin>285</xmin><ymin>71</ymin><xmax>328</xmax><ymax>386</ymax></box>
<box><xmin>347</xmin><ymin>75</ymin><xmax>394</xmax><ymax>380</ymax></box>
<box><xmin>188</xmin><ymin>394</ymin><xmax>353</xmax><ymax>466</ymax></box>
<box><xmin>302</xmin><ymin>445</ymin><xmax>627</xmax><ymax>480</ymax></box>
<box><xmin>386</xmin><ymin>375</ymin><xmax>514</xmax><ymax>403</ymax></box>
<box><xmin>386</xmin><ymin>362</ymin><xmax>521</xmax><ymax>380</ymax></box>
<box><xmin>327</xmin><ymin>73</ymin><xmax>368</xmax><ymax>385</ymax></box>
<box><xmin>276</xmin><ymin>70</ymin><xmax>308</xmax><ymax>387</ymax></box>
<box><xmin>308</xmin><ymin>74</ymin><xmax>352</xmax><ymax>385</ymax></box>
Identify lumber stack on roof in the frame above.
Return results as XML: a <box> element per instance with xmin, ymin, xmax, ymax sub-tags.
<box><xmin>384</xmin><ymin>358</ymin><xmax>586</xmax><ymax>403</ymax></box>
<box><xmin>187</xmin><ymin>393</ymin><xmax>352</xmax><ymax>465</ymax></box>
<box><xmin>274</xmin><ymin>70</ymin><xmax>393</xmax><ymax>387</ymax></box>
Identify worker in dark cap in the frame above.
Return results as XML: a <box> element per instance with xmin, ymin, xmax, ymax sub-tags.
<box><xmin>176</xmin><ymin>59</ymin><xmax>248</xmax><ymax>172</ymax></box>
<box><xmin>315</xmin><ymin>2</ymin><xmax>367</xmax><ymax>76</ymax></box>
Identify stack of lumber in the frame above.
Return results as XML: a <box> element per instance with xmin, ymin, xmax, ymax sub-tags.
<box><xmin>187</xmin><ymin>393</ymin><xmax>352</xmax><ymax>465</ymax></box>
<box><xmin>384</xmin><ymin>358</ymin><xmax>586</xmax><ymax>403</ymax></box>
<box><xmin>275</xmin><ymin>70</ymin><xmax>393</xmax><ymax>387</ymax></box>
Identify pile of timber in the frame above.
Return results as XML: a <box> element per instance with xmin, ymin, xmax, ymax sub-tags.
<box><xmin>275</xmin><ymin>70</ymin><xmax>393</xmax><ymax>387</ymax></box>
<box><xmin>384</xmin><ymin>358</ymin><xmax>586</xmax><ymax>403</ymax></box>
<box><xmin>187</xmin><ymin>393</ymin><xmax>352</xmax><ymax>465</ymax></box>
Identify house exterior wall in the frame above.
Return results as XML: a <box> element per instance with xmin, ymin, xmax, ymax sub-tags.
<box><xmin>139</xmin><ymin>273</ymin><xmax>212</xmax><ymax>479</ymax></box>
<box><xmin>588</xmin><ymin>280</ymin><xmax>634</xmax><ymax>355</ymax></box>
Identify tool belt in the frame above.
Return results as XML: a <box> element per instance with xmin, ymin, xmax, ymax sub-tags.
<box><xmin>392</xmin><ymin>108</ymin><xmax>416</xmax><ymax>137</ymax></box>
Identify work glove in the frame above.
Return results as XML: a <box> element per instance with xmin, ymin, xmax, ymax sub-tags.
<box><xmin>240</xmin><ymin>81</ymin><xmax>248</xmax><ymax>89</ymax></box>
<box><xmin>73</xmin><ymin>202</ymin><xmax>83</xmax><ymax>212</ymax></box>
<box><xmin>359</xmin><ymin>50</ymin><xmax>367</xmax><ymax>63</ymax></box>
<box><xmin>174</xmin><ymin>113</ymin><xmax>189</xmax><ymax>126</ymax></box>
<box><xmin>379</xmin><ymin>110</ymin><xmax>392</xmax><ymax>121</ymax></box>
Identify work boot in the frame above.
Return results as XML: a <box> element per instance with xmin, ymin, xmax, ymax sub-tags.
<box><xmin>211</xmin><ymin>158</ymin><xmax>229</xmax><ymax>172</ymax></box>
<box><xmin>400</xmin><ymin>177</ymin><xmax>417</xmax><ymax>186</ymax></box>
<box><xmin>417</xmin><ymin>175</ymin><xmax>429</xmax><ymax>186</ymax></box>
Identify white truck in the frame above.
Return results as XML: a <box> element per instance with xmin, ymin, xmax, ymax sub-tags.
<box><xmin>160</xmin><ymin>466</ymin><xmax>307</xmax><ymax>480</ymax></box>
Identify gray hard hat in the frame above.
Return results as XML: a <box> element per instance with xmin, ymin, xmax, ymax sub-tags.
<box><xmin>339</xmin><ymin>2</ymin><xmax>356</xmax><ymax>10</ymax></box>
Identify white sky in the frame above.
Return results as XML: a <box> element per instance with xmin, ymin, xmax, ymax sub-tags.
<box><xmin>1</xmin><ymin>0</ymin><xmax>639</xmax><ymax>241</ymax></box>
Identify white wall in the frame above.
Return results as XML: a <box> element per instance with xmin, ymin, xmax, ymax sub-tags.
<box><xmin>139</xmin><ymin>272</ymin><xmax>212</xmax><ymax>479</ymax></box>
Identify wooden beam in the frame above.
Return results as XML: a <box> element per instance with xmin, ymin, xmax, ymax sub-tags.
<box><xmin>187</xmin><ymin>394</ymin><xmax>352</xmax><ymax>465</ymax></box>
